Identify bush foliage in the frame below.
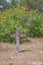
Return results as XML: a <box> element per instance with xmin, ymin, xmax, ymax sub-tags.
<box><xmin>0</xmin><ymin>6</ymin><xmax>43</xmax><ymax>43</ymax></box>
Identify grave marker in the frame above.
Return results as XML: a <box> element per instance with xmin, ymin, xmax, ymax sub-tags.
<box><xmin>10</xmin><ymin>27</ymin><xmax>26</xmax><ymax>53</ymax></box>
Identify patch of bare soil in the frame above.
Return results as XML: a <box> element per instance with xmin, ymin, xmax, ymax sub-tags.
<box><xmin>0</xmin><ymin>38</ymin><xmax>43</xmax><ymax>65</ymax></box>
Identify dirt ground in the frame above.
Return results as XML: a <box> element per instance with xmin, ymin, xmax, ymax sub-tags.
<box><xmin>0</xmin><ymin>38</ymin><xmax>43</xmax><ymax>65</ymax></box>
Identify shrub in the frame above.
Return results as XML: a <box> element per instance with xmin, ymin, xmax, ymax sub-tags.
<box><xmin>0</xmin><ymin>7</ymin><xmax>43</xmax><ymax>43</ymax></box>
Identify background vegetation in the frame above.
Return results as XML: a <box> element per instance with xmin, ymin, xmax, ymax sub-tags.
<box><xmin>0</xmin><ymin>0</ymin><xmax>43</xmax><ymax>43</ymax></box>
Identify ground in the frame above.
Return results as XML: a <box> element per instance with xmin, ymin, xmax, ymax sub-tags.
<box><xmin>0</xmin><ymin>38</ymin><xmax>43</xmax><ymax>65</ymax></box>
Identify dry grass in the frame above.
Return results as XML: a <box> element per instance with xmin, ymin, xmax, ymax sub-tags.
<box><xmin>0</xmin><ymin>38</ymin><xmax>43</xmax><ymax>65</ymax></box>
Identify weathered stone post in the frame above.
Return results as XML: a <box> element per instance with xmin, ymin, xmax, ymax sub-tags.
<box><xmin>16</xmin><ymin>27</ymin><xmax>20</xmax><ymax>53</ymax></box>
